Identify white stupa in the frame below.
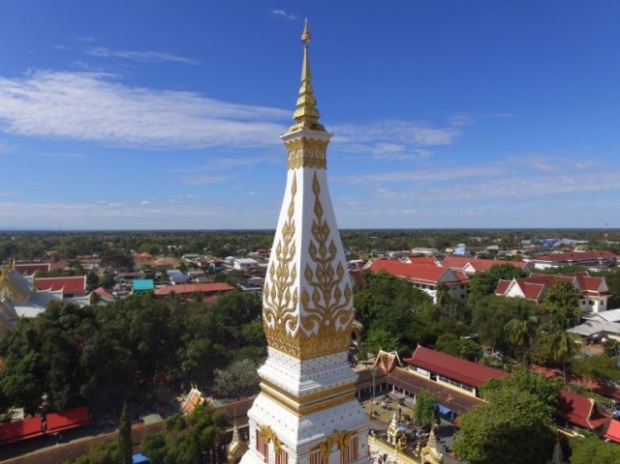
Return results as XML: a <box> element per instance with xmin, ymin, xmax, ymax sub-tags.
<box><xmin>240</xmin><ymin>21</ymin><xmax>370</xmax><ymax>464</ymax></box>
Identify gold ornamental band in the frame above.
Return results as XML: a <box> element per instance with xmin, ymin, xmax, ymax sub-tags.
<box><xmin>260</xmin><ymin>379</ymin><xmax>357</xmax><ymax>417</ymax></box>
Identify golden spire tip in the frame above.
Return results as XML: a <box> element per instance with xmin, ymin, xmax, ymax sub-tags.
<box><xmin>301</xmin><ymin>19</ymin><xmax>311</xmax><ymax>45</ymax></box>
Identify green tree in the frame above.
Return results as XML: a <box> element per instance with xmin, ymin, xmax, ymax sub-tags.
<box><xmin>118</xmin><ymin>403</ymin><xmax>133</xmax><ymax>464</ymax></box>
<box><xmin>454</xmin><ymin>370</ymin><xmax>560</xmax><ymax>464</ymax></box>
<box><xmin>542</xmin><ymin>281</ymin><xmax>581</xmax><ymax>321</ymax></box>
<box><xmin>358</xmin><ymin>328</ymin><xmax>406</xmax><ymax>361</ymax></box>
<box><xmin>546</xmin><ymin>315</ymin><xmax>578</xmax><ymax>383</ymax></box>
<box><xmin>504</xmin><ymin>303</ymin><xmax>539</xmax><ymax>366</ymax></box>
<box><xmin>467</xmin><ymin>264</ymin><xmax>526</xmax><ymax>306</ymax></box>
<box><xmin>412</xmin><ymin>392</ymin><xmax>438</xmax><ymax>431</ymax></box>
<box><xmin>140</xmin><ymin>404</ymin><xmax>226</xmax><ymax>464</ymax></box>
<box><xmin>213</xmin><ymin>358</ymin><xmax>261</xmax><ymax>398</ymax></box>
<box><xmin>472</xmin><ymin>295</ymin><xmax>536</xmax><ymax>356</ymax></box>
<box><xmin>435</xmin><ymin>333</ymin><xmax>482</xmax><ymax>361</ymax></box>
<box><xmin>569</xmin><ymin>435</ymin><xmax>620</xmax><ymax>464</ymax></box>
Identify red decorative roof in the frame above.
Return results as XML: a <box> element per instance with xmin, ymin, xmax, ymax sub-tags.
<box><xmin>408</xmin><ymin>256</ymin><xmax>440</xmax><ymax>266</ymax></box>
<box><xmin>442</xmin><ymin>256</ymin><xmax>529</xmax><ymax>273</ymax></box>
<box><xmin>368</xmin><ymin>260</ymin><xmax>463</xmax><ymax>285</ymax></box>
<box><xmin>35</xmin><ymin>275</ymin><xmax>87</xmax><ymax>294</ymax></box>
<box><xmin>496</xmin><ymin>273</ymin><xmax>608</xmax><ymax>302</ymax></box>
<box><xmin>403</xmin><ymin>346</ymin><xmax>506</xmax><ymax>388</ymax></box>
<box><xmin>374</xmin><ymin>350</ymin><xmax>402</xmax><ymax>373</ymax></box>
<box><xmin>558</xmin><ymin>390</ymin><xmax>609</xmax><ymax>430</ymax></box>
<box><xmin>349</xmin><ymin>269</ymin><xmax>365</xmax><ymax>289</ymax></box>
<box><xmin>604</xmin><ymin>420</ymin><xmax>620</xmax><ymax>443</ymax></box>
<box><xmin>154</xmin><ymin>282</ymin><xmax>235</xmax><ymax>296</ymax></box>
<box><xmin>45</xmin><ymin>406</ymin><xmax>90</xmax><ymax>434</ymax></box>
<box><xmin>15</xmin><ymin>262</ymin><xmax>66</xmax><ymax>276</ymax></box>
<box><xmin>0</xmin><ymin>417</ymin><xmax>43</xmax><ymax>445</ymax></box>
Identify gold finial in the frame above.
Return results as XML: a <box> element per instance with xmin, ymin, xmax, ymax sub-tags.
<box><xmin>289</xmin><ymin>19</ymin><xmax>325</xmax><ymax>132</ymax></box>
<box><xmin>301</xmin><ymin>18</ymin><xmax>311</xmax><ymax>44</ymax></box>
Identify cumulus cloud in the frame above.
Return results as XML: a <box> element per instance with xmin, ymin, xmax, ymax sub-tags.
<box><xmin>0</xmin><ymin>71</ymin><xmax>289</xmax><ymax>149</ymax></box>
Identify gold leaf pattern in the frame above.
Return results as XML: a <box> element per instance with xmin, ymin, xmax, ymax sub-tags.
<box><xmin>285</xmin><ymin>137</ymin><xmax>328</xmax><ymax>170</ymax></box>
<box><xmin>263</xmin><ymin>138</ymin><xmax>353</xmax><ymax>360</ymax></box>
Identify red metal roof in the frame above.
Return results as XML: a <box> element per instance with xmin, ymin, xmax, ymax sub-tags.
<box><xmin>558</xmin><ymin>390</ymin><xmax>609</xmax><ymax>430</ymax></box>
<box><xmin>604</xmin><ymin>420</ymin><xmax>620</xmax><ymax>443</ymax></box>
<box><xmin>154</xmin><ymin>282</ymin><xmax>235</xmax><ymax>296</ymax></box>
<box><xmin>45</xmin><ymin>406</ymin><xmax>90</xmax><ymax>434</ymax></box>
<box><xmin>442</xmin><ymin>256</ymin><xmax>528</xmax><ymax>273</ymax></box>
<box><xmin>35</xmin><ymin>276</ymin><xmax>87</xmax><ymax>294</ymax></box>
<box><xmin>533</xmin><ymin>251</ymin><xmax>616</xmax><ymax>263</ymax></box>
<box><xmin>368</xmin><ymin>260</ymin><xmax>461</xmax><ymax>285</ymax></box>
<box><xmin>403</xmin><ymin>346</ymin><xmax>506</xmax><ymax>388</ymax></box>
<box><xmin>0</xmin><ymin>417</ymin><xmax>44</xmax><ymax>445</ymax></box>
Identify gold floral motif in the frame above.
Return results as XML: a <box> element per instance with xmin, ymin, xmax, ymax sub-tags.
<box><xmin>259</xmin><ymin>425</ymin><xmax>282</xmax><ymax>454</ymax></box>
<box><xmin>285</xmin><ymin>137</ymin><xmax>328</xmax><ymax>170</ymax></box>
<box><xmin>299</xmin><ymin>172</ymin><xmax>353</xmax><ymax>357</ymax></box>
<box><xmin>319</xmin><ymin>431</ymin><xmax>353</xmax><ymax>459</ymax></box>
<box><xmin>263</xmin><ymin>175</ymin><xmax>300</xmax><ymax>350</ymax></box>
<box><xmin>263</xmin><ymin>169</ymin><xmax>354</xmax><ymax>360</ymax></box>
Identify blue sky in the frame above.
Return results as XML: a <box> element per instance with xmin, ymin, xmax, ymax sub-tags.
<box><xmin>0</xmin><ymin>1</ymin><xmax>618</xmax><ymax>230</ymax></box>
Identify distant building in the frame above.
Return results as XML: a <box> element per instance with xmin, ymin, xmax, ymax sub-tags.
<box><xmin>526</xmin><ymin>251</ymin><xmax>617</xmax><ymax>270</ymax></box>
<box><xmin>0</xmin><ymin>263</ymin><xmax>90</xmax><ymax>334</ymax></box>
<box><xmin>367</xmin><ymin>259</ymin><xmax>468</xmax><ymax>303</ymax></box>
<box><xmin>495</xmin><ymin>273</ymin><xmax>609</xmax><ymax>314</ymax></box>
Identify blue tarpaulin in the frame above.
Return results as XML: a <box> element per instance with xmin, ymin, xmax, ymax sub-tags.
<box><xmin>133</xmin><ymin>454</ymin><xmax>150</xmax><ymax>464</ymax></box>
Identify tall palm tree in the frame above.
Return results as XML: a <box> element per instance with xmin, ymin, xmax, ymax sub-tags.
<box><xmin>547</xmin><ymin>314</ymin><xmax>577</xmax><ymax>384</ymax></box>
<box><xmin>505</xmin><ymin>303</ymin><xmax>539</xmax><ymax>366</ymax></box>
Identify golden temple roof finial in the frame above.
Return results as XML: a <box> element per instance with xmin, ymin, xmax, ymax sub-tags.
<box><xmin>301</xmin><ymin>18</ymin><xmax>311</xmax><ymax>44</ymax></box>
<box><xmin>289</xmin><ymin>19</ymin><xmax>325</xmax><ymax>132</ymax></box>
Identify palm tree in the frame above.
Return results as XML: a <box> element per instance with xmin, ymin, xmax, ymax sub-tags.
<box><xmin>505</xmin><ymin>303</ymin><xmax>539</xmax><ymax>366</ymax></box>
<box><xmin>547</xmin><ymin>314</ymin><xmax>577</xmax><ymax>384</ymax></box>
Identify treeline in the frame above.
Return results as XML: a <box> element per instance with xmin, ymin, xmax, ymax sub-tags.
<box><xmin>0</xmin><ymin>291</ymin><xmax>265</xmax><ymax>417</ymax></box>
<box><xmin>2</xmin><ymin>228</ymin><xmax>619</xmax><ymax>262</ymax></box>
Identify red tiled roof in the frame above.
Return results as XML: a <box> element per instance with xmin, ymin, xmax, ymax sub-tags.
<box><xmin>498</xmin><ymin>273</ymin><xmax>608</xmax><ymax>301</ymax></box>
<box><xmin>495</xmin><ymin>279</ymin><xmax>511</xmax><ymax>295</ymax></box>
<box><xmin>533</xmin><ymin>251</ymin><xmax>616</xmax><ymax>263</ymax></box>
<box><xmin>388</xmin><ymin>368</ymin><xmax>484</xmax><ymax>415</ymax></box>
<box><xmin>558</xmin><ymin>390</ymin><xmax>609</xmax><ymax>430</ymax></box>
<box><xmin>442</xmin><ymin>256</ymin><xmax>529</xmax><ymax>273</ymax></box>
<box><xmin>604</xmin><ymin>420</ymin><xmax>620</xmax><ymax>443</ymax></box>
<box><xmin>0</xmin><ymin>417</ymin><xmax>44</xmax><ymax>445</ymax></box>
<box><xmin>368</xmin><ymin>260</ymin><xmax>458</xmax><ymax>285</ymax></box>
<box><xmin>374</xmin><ymin>350</ymin><xmax>402</xmax><ymax>373</ymax></box>
<box><xmin>35</xmin><ymin>275</ymin><xmax>87</xmax><ymax>293</ymax></box>
<box><xmin>408</xmin><ymin>256</ymin><xmax>440</xmax><ymax>266</ymax></box>
<box><xmin>403</xmin><ymin>346</ymin><xmax>506</xmax><ymax>388</ymax></box>
<box><xmin>94</xmin><ymin>287</ymin><xmax>116</xmax><ymax>300</ymax></box>
<box><xmin>154</xmin><ymin>282</ymin><xmax>235</xmax><ymax>296</ymax></box>
<box><xmin>349</xmin><ymin>269</ymin><xmax>365</xmax><ymax>289</ymax></box>
<box><xmin>15</xmin><ymin>263</ymin><xmax>51</xmax><ymax>275</ymax></box>
<box><xmin>45</xmin><ymin>407</ymin><xmax>90</xmax><ymax>434</ymax></box>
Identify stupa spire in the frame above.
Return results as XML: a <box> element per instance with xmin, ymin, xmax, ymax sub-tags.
<box><xmin>290</xmin><ymin>19</ymin><xmax>325</xmax><ymax>132</ymax></box>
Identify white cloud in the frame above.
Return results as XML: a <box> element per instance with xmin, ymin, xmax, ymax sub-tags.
<box><xmin>85</xmin><ymin>46</ymin><xmax>201</xmax><ymax>65</ymax></box>
<box><xmin>333</xmin><ymin>121</ymin><xmax>461</xmax><ymax>147</ymax></box>
<box><xmin>0</xmin><ymin>71</ymin><xmax>289</xmax><ymax>149</ymax></box>
<box><xmin>272</xmin><ymin>10</ymin><xmax>298</xmax><ymax>21</ymax></box>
